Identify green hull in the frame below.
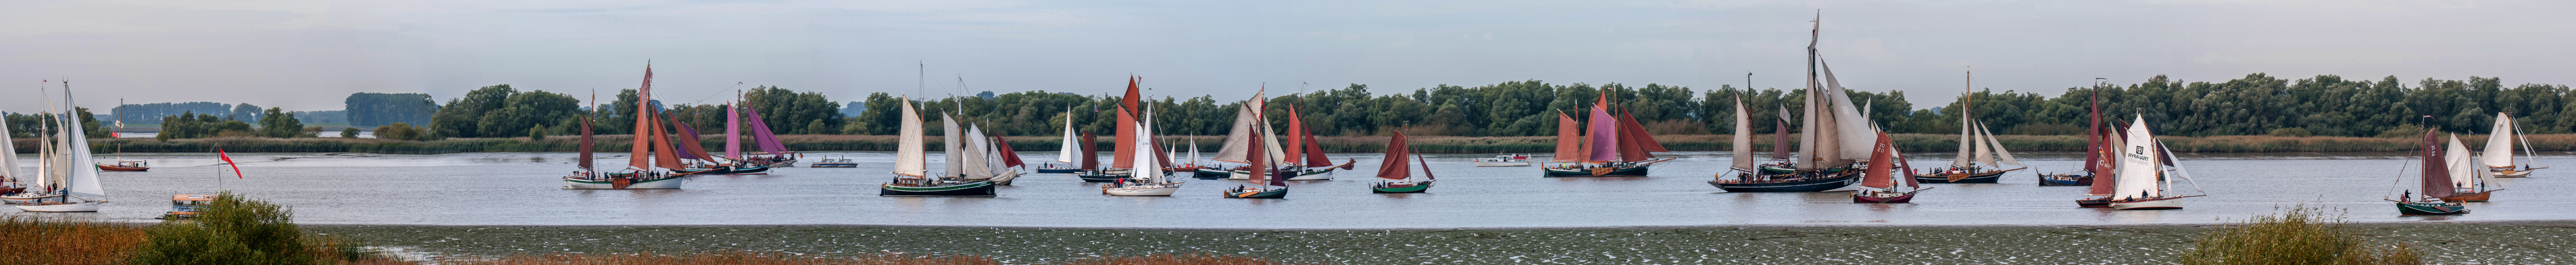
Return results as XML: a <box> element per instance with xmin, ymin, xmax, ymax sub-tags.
<box><xmin>1224</xmin><ymin>187</ymin><xmax>1288</xmax><ymax>198</ymax></box>
<box><xmin>2396</xmin><ymin>201</ymin><xmax>2468</xmax><ymax>215</ymax></box>
<box><xmin>1371</xmin><ymin>182</ymin><xmax>1431</xmax><ymax>193</ymax></box>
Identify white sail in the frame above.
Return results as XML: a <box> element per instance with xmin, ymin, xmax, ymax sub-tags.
<box><xmin>892</xmin><ymin>99</ymin><xmax>926</xmax><ymax>177</ymax></box>
<box><xmin>1819</xmin><ymin>59</ymin><xmax>1876</xmax><ymax>161</ymax></box>
<box><xmin>1214</xmin><ymin>92</ymin><xmax>1285</xmax><ymax>163</ymax></box>
<box><xmin>2482</xmin><ymin>113</ymin><xmax>2516</xmax><ymax>168</ymax></box>
<box><xmin>981</xmin><ymin>126</ymin><xmax>1008</xmax><ymax>175</ymax></box>
<box><xmin>1056</xmin><ymin>107</ymin><xmax>1078</xmax><ymax>164</ymax></box>
<box><xmin>1130</xmin><ymin>121</ymin><xmax>1160</xmax><ymax>182</ymax></box>
<box><xmin>1188</xmin><ymin>136</ymin><xmax>1202</xmax><ymax>165</ymax></box>
<box><xmin>1977</xmin><ymin>120</ymin><xmax>2021</xmax><ymax>166</ymax></box>
<box><xmin>1731</xmin><ymin>98</ymin><xmax>1754</xmax><ymax>171</ymax></box>
<box><xmin>942</xmin><ymin>114</ymin><xmax>963</xmax><ymax>178</ymax></box>
<box><xmin>960</xmin><ymin>125</ymin><xmax>992</xmax><ymax>178</ymax></box>
<box><xmin>1972</xmin><ymin>120</ymin><xmax>1997</xmax><ymax>167</ymax></box>
<box><xmin>59</xmin><ymin>88</ymin><xmax>103</xmax><ymax>197</ymax></box>
<box><xmin>2447</xmin><ymin>134</ymin><xmax>2478</xmax><ymax>189</ymax></box>
<box><xmin>2115</xmin><ymin>116</ymin><xmax>2159</xmax><ymax>200</ymax></box>
<box><xmin>1953</xmin><ymin>116</ymin><xmax>1973</xmax><ymax>168</ymax></box>
<box><xmin>0</xmin><ymin>112</ymin><xmax>17</xmax><ymax>184</ymax></box>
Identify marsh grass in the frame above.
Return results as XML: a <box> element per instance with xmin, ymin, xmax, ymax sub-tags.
<box><xmin>37</xmin><ymin>133</ymin><xmax>2576</xmax><ymax>154</ymax></box>
<box><xmin>0</xmin><ymin>216</ymin><xmax>150</xmax><ymax>265</ymax></box>
<box><xmin>454</xmin><ymin>252</ymin><xmax>1293</xmax><ymax>265</ymax></box>
<box><xmin>0</xmin><ymin>193</ymin><xmax>403</xmax><ymax>264</ymax></box>
<box><xmin>2177</xmin><ymin>206</ymin><xmax>2422</xmax><ymax>265</ymax></box>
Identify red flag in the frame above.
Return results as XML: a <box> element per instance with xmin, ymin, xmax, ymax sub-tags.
<box><xmin>218</xmin><ymin>149</ymin><xmax>245</xmax><ymax>179</ymax></box>
<box><xmin>109</xmin><ymin>131</ymin><xmax>119</xmax><ymax>138</ymax></box>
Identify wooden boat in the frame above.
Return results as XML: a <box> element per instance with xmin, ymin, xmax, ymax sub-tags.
<box><xmin>671</xmin><ymin>119</ymin><xmax>768</xmax><ymax>175</ymax></box>
<box><xmin>1472</xmin><ymin>154</ymin><xmax>1533</xmax><ymax>167</ymax></box>
<box><xmin>565</xmin><ymin>65</ymin><xmax>691</xmax><ymax>189</ymax></box>
<box><xmin>1037</xmin><ymin>106</ymin><xmax>1083</xmax><ymax>173</ymax></box>
<box><xmin>2104</xmin><ymin>116</ymin><xmax>2208</xmax><ymax>210</ymax></box>
<box><xmin>1223</xmin><ymin>100</ymin><xmax>1288</xmax><ymax>199</ymax></box>
<box><xmin>2392</xmin><ymin>128</ymin><xmax>2469</xmax><ymax>215</ymax></box>
<box><xmin>160</xmin><ymin>194</ymin><xmax>216</xmax><ymax>219</ymax></box>
<box><xmin>1712</xmin><ymin>94</ymin><xmax>1863</xmax><ymax>193</ymax></box>
<box><xmin>1104</xmin><ymin>101</ymin><xmax>1184</xmax><ymax>196</ymax></box>
<box><xmin>881</xmin><ymin>97</ymin><xmax>997</xmax><ymax>197</ymax></box>
<box><xmin>733</xmin><ymin>102</ymin><xmax>801</xmax><ymax>167</ymax></box>
<box><xmin>1543</xmin><ymin>91</ymin><xmax>1671</xmax><ymax>178</ymax></box>
<box><xmin>1853</xmin><ymin>131</ymin><xmax>1929</xmax><ymax>203</ymax></box>
<box><xmin>2040</xmin><ymin>91</ymin><xmax>2106</xmax><ymax>186</ymax></box>
<box><xmin>2437</xmin><ymin>134</ymin><xmax>2499</xmax><ymax>202</ymax></box>
<box><xmin>2476</xmin><ymin>112</ymin><xmax>2545</xmax><ymax>178</ymax></box>
<box><xmin>1714</xmin><ymin>24</ymin><xmax>1876</xmax><ymax>191</ymax></box>
<box><xmin>1915</xmin><ymin>73</ymin><xmax>2025</xmax><ymax>184</ymax></box>
<box><xmin>96</xmin><ymin>161</ymin><xmax>149</xmax><ymax>172</ymax></box>
<box><xmin>13</xmin><ymin>80</ymin><xmax>109</xmax><ymax>212</ymax></box>
<box><xmin>1270</xmin><ymin>104</ymin><xmax>1348</xmax><ymax>181</ymax></box>
<box><xmin>1210</xmin><ymin>90</ymin><xmax>1287</xmax><ymax>180</ymax></box>
<box><xmin>1370</xmin><ymin>131</ymin><xmax>1436</xmax><ymax>193</ymax></box>
<box><xmin>810</xmin><ymin>157</ymin><xmax>858</xmax><ymax>167</ymax></box>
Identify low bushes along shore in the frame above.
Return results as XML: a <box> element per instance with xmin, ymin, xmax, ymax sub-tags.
<box><xmin>25</xmin><ymin>133</ymin><xmax>2575</xmax><ymax>155</ymax></box>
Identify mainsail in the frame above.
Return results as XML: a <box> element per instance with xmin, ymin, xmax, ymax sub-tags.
<box><xmin>2446</xmin><ymin>134</ymin><xmax>2477</xmax><ymax>190</ymax></box>
<box><xmin>1552</xmin><ymin>111</ymin><xmax>1585</xmax><ymax>162</ymax></box>
<box><xmin>57</xmin><ymin>82</ymin><xmax>103</xmax><ymax>198</ymax></box>
<box><xmin>0</xmin><ymin>105</ymin><xmax>19</xmax><ymax>182</ymax></box>
<box><xmin>2482</xmin><ymin>113</ymin><xmax>2517</xmax><ymax>169</ymax></box>
<box><xmin>1730</xmin><ymin>98</ymin><xmax>1754</xmax><ymax>171</ymax></box>
<box><xmin>1586</xmin><ymin>92</ymin><xmax>1618</xmax><ymax>162</ymax></box>
<box><xmin>1861</xmin><ymin>131</ymin><xmax>1897</xmax><ymax>189</ymax></box>
<box><xmin>1377</xmin><ymin>130</ymin><xmax>1412</xmax><ymax>180</ymax></box>
<box><xmin>1110</xmin><ymin>108</ymin><xmax>1138</xmax><ymax>170</ymax></box>
<box><xmin>892</xmin><ymin>99</ymin><xmax>926</xmax><ymax>177</ymax></box>
<box><xmin>741</xmin><ymin>107</ymin><xmax>791</xmax><ymax>154</ymax></box>
<box><xmin>725</xmin><ymin>103</ymin><xmax>740</xmax><ymax>160</ymax></box>
<box><xmin>2115</xmin><ymin>116</ymin><xmax>2159</xmax><ymax>200</ymax></box>
<box><xmin>943</xmin><ymin>114</ymin><xmax>964</xmax><ymax>176</ymax></box>
<box><xmin>2419</xmin><ymin>129</ymin><xmax>2455</xmax><ymax>198</ymax></box>
<box><xmin>1056</xmin><ymin>107</ymin><xmax>1079</xmax><ymax>164</ymax></box>
<box><xmin>1211</xmin><ymin>93</ymin><xmax>1285</xmax><ymax>163</ymax></box>
<box><xmin>960</xmin><ymin>125</ymin><xmax>992</xmax><ymax>179</ymax></box>
<box><xmin>578</xmin><ymin>113</ymin><xmax>594</xmax><ymax>171</ymax></box>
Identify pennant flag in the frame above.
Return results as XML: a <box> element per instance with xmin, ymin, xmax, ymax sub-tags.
<box><xmin>218</xmin><ymin>149</ymin><xmax>245</xmax><ymax>179</ymax></box>
<box><xmin>109</xmin><ymin>131</ymin><xmax>119</xmax><ymax>138</ymax></box>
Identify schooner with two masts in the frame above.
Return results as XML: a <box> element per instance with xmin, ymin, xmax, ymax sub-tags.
<box><xmin>1542</xmin><ymin>91</ymin><xmax>1673</xmax><ymax>177</ymax></box>
<box><xmin>881</xmin><ymin>97</ymin><xmax>998</xmax><ymax>196</ymax></box>
<box><xmin>1914</xmin><ymin>70</ymin><xmax>2024</xmax><ymax>183</ymax></box>
<box><xmin>1712</xmin><ymin>15</ymin><xmax>1872</xmax><ymax>192</ymax></box>
<box><xmin>565</xmin><ymin>64</ymin><xmax>697</xmax><ymax>189</ymax></box>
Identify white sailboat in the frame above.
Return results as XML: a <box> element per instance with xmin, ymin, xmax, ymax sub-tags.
<box><xmin>15</xmin><ymin>81</ymin><xmax>107</xmax><ymax>212</ymax></box>
<box><xmin>2482</xmin><ymin>112</ymin><xmax>2545</xmax><ymax>178</ymax></box>
<box><xmin>2439</xmin><ymin>134</ymin><xmax>2495</xmax><ymax>201</ymax></box>
<box><xmin>1105</xmin><ymin>108</ymin><xmax>1183</xmax><ymax>196</ymax></box>
<box><xmin>1212</xmin><ymin>91</ymin><xmax>1289</xmax><ymax>180</ymax></box>
<box><xmin>2106</xmin><ymin>115</ymin><xmax>2206</xmax><ymax>210</ymax></box>
<box><xmin>0</xmin><ymin>101</ymin><xmax>24</xmax><ymax>198</ymax></box>
<box><xmin>1916</xmin><ymin>70</ymin><xmax>2023</xmax><ymax>183</ymax></box>
<box><xmin>881</xmin><ymin>98</ymin><xmax>997</xmax><ymax>196</ymax></box>
<box><xmin>1039</xmin><ymin>107</ymin><xmax>1081</xmax><ymax>173</ymax></box>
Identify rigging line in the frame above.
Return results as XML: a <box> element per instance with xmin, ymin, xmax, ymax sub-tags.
<box><xmin>684</xmin><ymin>82</ymin><xmax>748</xmax><ymax>105</ymax></box>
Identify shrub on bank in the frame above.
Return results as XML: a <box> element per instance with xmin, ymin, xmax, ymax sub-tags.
<box><xmin>2177</xmin><ymin>206</ymin><xmax>2421</xmax><ymax>265</ymax></box>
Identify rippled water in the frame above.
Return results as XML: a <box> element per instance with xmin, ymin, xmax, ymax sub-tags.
<box><xmin>6</xmin><ymin>151</ymin><xmax>2570</xmax><ymax>227</ymax></box>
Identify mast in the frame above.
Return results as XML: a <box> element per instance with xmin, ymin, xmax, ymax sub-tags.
<box><xmin>892</xmin><ymin>98</ymin><xmax>926</xmax><ymax>177</ymax></box>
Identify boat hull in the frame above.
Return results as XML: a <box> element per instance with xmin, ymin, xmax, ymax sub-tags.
<box><xmin>1103</xmin><ymin>183</ymin><xmax>1182</xmax><ymax>196</ymax></box>
<box><xmin>2109</xmin><ymin>197</ymin><xmax>2186</xmax><ymax>210</ymax></box>
<box><xmin>2036</xmin><ymin>173</ymin><xmax>2093</xmax><ymax>186</ymax></box>
<box><xmin>1912</xmin><ymin>170</ymin><xmax>2008</xmax><ymax>183</ymax></box>
<box><xmin>2</xmin><ymin>193</ymin><xmax>66</xmax><ymax>205</ymax></box>
<box><xmin>1473</xmin><ymin>161</ymin><xmax>1531</xmax><ymax>167</ymax></box>
<box><xmin>809</xmin><ymin>163</ymin><xmax>858</xmax><ymax>168</ymax></box>
<box><xmin>1036</xmin><ymin>165</ymin><xmax>1081</xmax><ymax>173</ymax></box>
<box><xmin>1223</xmin><ymin>187</ymin><xmax>1288</xmax><ymax>199</ymax></box>
<box><xmin>1371</xmin><ymin>181</ymin><xmax>1432</xmax><ymax>193</ymax></box>
<box><xmin>562</xmin><ymin>176</ymin><xmax>687</xmax><ymax>189</ymax></box>
<box><xmin>880</xmin><ymin>181</ymin><xmax>997</xmax><ymax>197</ymax></box>
<box><xmin>1851</xmin><ymin>191</ymin><xmax>1918</xmax><ymax>204</ymax></box>
<box><xmin>2076</xmin><ymin>197</ymin><xmax>2113</xmax><ymax>208</ymax></box>
<box><xmin>1191</xmin><ymin>168</ymin><xmax>1231</xmax><ymax>179</ymax></box>
<box><xmin>2397</xmin><ymin>201</ymin><xmax>2470</xmax><ymax>215</ymax></box>
<box><xmin>2439</xmin><ymin>191</ymin><xmax>2493</xmax><ymax>202</ymax></box>
<box><xmin>96</xmin><ymin>164</ymin><xmax>150</xmax><ymax>172</ymax></box>
<box><xmin>1076</xmin><ymin>171</ymin><xmax>1130</xmax><ymax>182</ymax></box>
<box><xmin>15</xmin><ymin>201</ymin><xmax>101</xmax><ymax>212</ymax></box>
<box><xmin>1228</xmin><ymin>167</ymin><xmax>1334</xmax><ymax>180</ymax></box>
<box><xmin>1709</xmin><ymin>173</ymin><xmax>1861</xmax><ymax>192</ymax></box>
<box><xmin>2491</xmin><ymin>169</ymin><xmax>2535</xmax><ymax>178</ymax></box>
<box><xmin>688</xmin><ymin>164</ymin><xmax>775</xmax><ymax>175</ymax></box>
<box><xmin>1543</xmin><ymin>164</ymin><xmax>1649</xmax><ymax>177</ymax></box>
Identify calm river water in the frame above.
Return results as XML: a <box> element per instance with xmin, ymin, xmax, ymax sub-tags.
<box><xmin>8</xmin><ymin>151</ymin><xmax>2566</xmax><ymax>227</ymax></box>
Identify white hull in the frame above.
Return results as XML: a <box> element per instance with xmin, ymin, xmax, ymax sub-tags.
<box><xmin>1288</xmin><ymin>171</ymin><xmax>1332</xmax><ymax>180</ymax></box>
<box><xmin>16</xmin><ymin>201</ymin><xmax>101</xmax><ymax>212</ymax></box>
<box><xmin>2111</xmin><ymin>199</ymin><xmax>2185</xmax><ymax>210</ymax></box>
<box><xmin>1103</xmin><ymin>184</ymin><xmax>1182</xmax><ymax>196</ymax></box>
<box><xmin>2491</xmin><ymin>169</ymin><xmax>2534</xmax><ymax>178</ymax></box>
<box><xmin>561</xmin><ymin>177</ymin><xmax>687</xmax><ymax>189</ymax></box>
<box><xmin>2</xmin><ymin>193</ymin><xmax>66</xmax><ymax>205</ymax></box>
<box><xmin>1473</xmin><ymin>161</ymin><xmax>1531</xmax><ymax>167</ymax></box>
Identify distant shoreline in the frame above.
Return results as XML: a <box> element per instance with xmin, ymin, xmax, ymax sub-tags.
<box><xmin>23</xmin><ymin>134</ymin><xmax>2573</xmax><ymax>154</ymax></box>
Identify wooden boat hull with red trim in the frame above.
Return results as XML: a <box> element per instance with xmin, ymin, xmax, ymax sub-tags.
<box><xmin>96</xmin><ymin>164</ymin><xmax>149</xmax><ymax>172</ymax></box>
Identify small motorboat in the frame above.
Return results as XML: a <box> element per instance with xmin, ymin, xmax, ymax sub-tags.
<box><xmin>810</xmin><ymin>157</ymin><xmax>858</xmax><ymax>167</ymax></box>
<box><xmin>161</xmin><ymin>194</ymin><xmax>216</xmax><ymax>219</ymax></box>
<box><xmin>1472</xmin><ymin>154</ymin><xmax>1533</xmax><ymax>167</ymax></box>
<box><xmin>97</xmin><ymin>160</ymin><xmax>149</xmax><ymax>172</ymax></box>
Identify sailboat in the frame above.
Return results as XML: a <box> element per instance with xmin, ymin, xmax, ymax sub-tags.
<box><xmin>1370</xmin><ymin>131</ymin><xmax>1435</xmax><ymax>193</ymax></box>
<box><xmin>2438</xmin><ymin>134</ymin><xmax>2498</xmax><ymax>202</ymax></box>
<box><xmin>1210</xmin><ymin>91</ymin><xmax>1287</xmax><ymax>180</ymax></box>
<box><xmin>1265</xmin><ymin>104</ymin><xmax>1356</xmax><ymax>180</ymax></box>
<box><xmin>0</xmin><ymin>101</ymin><xmax>23</xmax><ymax>197</ymax></box>
<box><xmin>12</xmin><ymin>80</ymin><xmax>108</xmax><ymax>212</ymax></box>
<box><xmin>985</xmin><ymin>128</ymin><xmax>1026</xmax><ymax>185</ymax></box>
<box><xmin>1853</xmin><ymin>131</ymin><xmax>1927</xmax><ymax>203</ymax></box>
<box><xmin>2393</xmin><ymin>128</ymin><xmax>2471</xmax><ymax>215</ymax></box>
<box><xmin>1077</xmin><ymin>77</ymin><xmax>1151</xmax><ymax>182</ymax></box>
<box><xmin>881</xmin><ymin>98</ymin><xmax>997</xmax><ymax>196</ymax></box>
<box><xmin>97</xmin><ymin>100</ymin><xmax>148</xmax><ymax>172</ymax></box>
<box><xmin>2482</xmin><ymin>112</ymin><xmax>2545</xmax><ymax>178</ymax></box>
<box><xmin>674</xmin><ymin>119</ymin><xmax>772</xmax><ymax>175</ymax></box>
<box><xmin>2039</xmin><ymin>89</ymin><xmax>2106</xmax><ymax>186</ymax></box>
<box><xmin>1223</xmin><ymin>113</ymin><xmax>1287</xmax><ymax>199</ymax></box>
<box><xmin>1711</xmin><ymin>16</ymin><xmax>1870</xmax><ymax>191</ymax></box>
<box><xmin>1180</xmin><ymin>137</ymin><xmax>1223</xmax><ymax>179</ymax></box>
<box><xmin>1104</xmin><ymin>108</ymin><xmax>1184</xmax><ymax>196</ymax></box>
<box><xmin>1038</xmin><ymin>106</ymin><xmax>1082</xmax><ymax>173</ymax></box>
<box><xmin>2103</xmin><ymin>115</ymin><xmax>2206</xmax><ymax>210</ymax></box>
<box><xmin>1542</xmin><ymin>91</ymin><xmax>1673</xmax><ymax>177</ymax></box>
<box><xmin>565</xmin><ymin>64</ymin><xmax>694</xmax><ymax>189</ymax></box>
<box><xmin>1916</xmin><ymin>72</ymin><xmax>2024</xmax><ymax>183</ymax></box>
<box><xmin>735</xmin><ymin>105</ymin><xmax>801</xmax><ymax>167</ymax></box>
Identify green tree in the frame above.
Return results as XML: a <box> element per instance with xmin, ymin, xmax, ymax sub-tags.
<box><xmin>253</xmin><ymin>108</ymin><xmax>304</xmax><ymax>138</ymax></box>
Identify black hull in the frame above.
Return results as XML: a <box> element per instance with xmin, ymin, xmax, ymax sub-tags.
<box><xmin>1710</xmin><ymin>173</ymin><xmax>1861</xmax><ymax>192</ymax></box>
<box><xmin>690</xmin><ymin>164</ymin><xmax>775</xmax><ymax>175</ymax></box>
<box><xmin>1190</xmin><ymin>170</ymin><xmax>1230</xmax><ymax>179</ymax></box>
<box><xmin>1036</xmin><ymin>168</ymin><xmax>1080</xmax><ymax>173</ymax></box>
<box><xmin>879</xmin><ymin>182</ymin><xmax>998</xmax><ymax>197</ymax></box>
<box><xmin>1543</xmin><ymin>165</ymin><xmax>1650</xmax><ymax>177</ymax></box>
<box><xmin>1076</xmin><ymin>172</ymin><xmax>1128</xmax><ymax>182</ymax></box>
<box><xmin>1913</xmin><ymin>171</ymin><xmax>2006</xmax><ymax>183</ymax></box>
<box><xmin>2036</xmin><ymin>174</ymin><xmax>2093</xmax><ymax>186</ymax></box>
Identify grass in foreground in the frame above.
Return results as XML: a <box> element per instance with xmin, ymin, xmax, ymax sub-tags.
<box><xmin>452</xmin><ymin>252</ymin><xmax>1294</xmax><ymax>265</ymax></box>
<box><xmin>2178</xmin><ymin>206</ymin><xmax>2422</xmax><ymax>265</ymax></box>
<box><xmin>0</xmin><ymin>192</ymin><xmax>402</xmax><ymax>265</ymax></box>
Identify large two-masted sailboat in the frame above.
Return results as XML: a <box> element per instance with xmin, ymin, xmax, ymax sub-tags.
<box><xmin>566</xmin><ymin>64</ymin><xmax>696</xmax><ymax>189</ymax></box>
<box><xmin>1914</xmin><ymin>71</ymin><xmax>2024</xmax><ymax>183</ymax></box>
<box><xmin>1542</xmin><ymin>91</ymin><xmax>1672</xmax><ymax>177</ymax></box>
<box><xmin>882</xmin><ymin>97</ymin><xmax>998</xmax><ymax>196</ymax></box>
<box><xmin>1209</xmin><ymin>91</ymin><xmax>1285</xmax><ymax>180</ymax></box>
<box><xmin>1711</xmin><ymin>16</ymin><xmax>1872</xmax><ymax>191</ymax></box>
<box><xmin>8</xmin><ymin>81</ymin><xmax>109</xmax><ymax>212</ymax></box>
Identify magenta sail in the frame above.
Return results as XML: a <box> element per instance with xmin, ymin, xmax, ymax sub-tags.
<box><xmin>1585</xmin><ymin>94</ymin><xmax>1619</xmax><ymax>162</ymax></box>
<box><xmin>741</xmin><ymin>107</ymin><xmax>792</xmax><ymax>154</ymax></box>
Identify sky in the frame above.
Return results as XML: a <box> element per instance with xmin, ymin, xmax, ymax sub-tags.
<box><xmin>1</xmin><ymin>0</ymin><xmax>2569</xmax><ymax>113</ymax></box>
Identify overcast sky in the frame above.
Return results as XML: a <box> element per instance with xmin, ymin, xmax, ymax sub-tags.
<box><xmin>2</xmin><ymin>0</ymin><xmax>2569</xmax><ymax>113</ymax></box>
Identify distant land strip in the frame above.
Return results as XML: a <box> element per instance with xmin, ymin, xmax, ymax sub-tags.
<box><xmin>21</xmin><ymin>134</ymin><xmax>2571</xmax><ymax>155</ymax></box>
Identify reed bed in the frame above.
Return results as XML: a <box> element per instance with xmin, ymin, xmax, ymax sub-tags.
<box><xmin>32</xmin><ymin>133</ymin><xmax>2574</xmax><ymax>154</ymax></box>
<box><xmin>0</xmin><ymin>217</ymin><xmax>150</xmax><ymax>265</ymax></box>
<box><xmin>0</xmin><ymin>193</ymin><xmax>405</xmax><ymax>265</ymax></box>
<box><xmin>451</xmin><ymin>252</ymin><xmax>1294</xmax><ymax>265</ymax></box>
<box><xmin>2177</xmin><ymin>206</ymin><xmax>2422</xmax><ymax>265</ymax></box>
